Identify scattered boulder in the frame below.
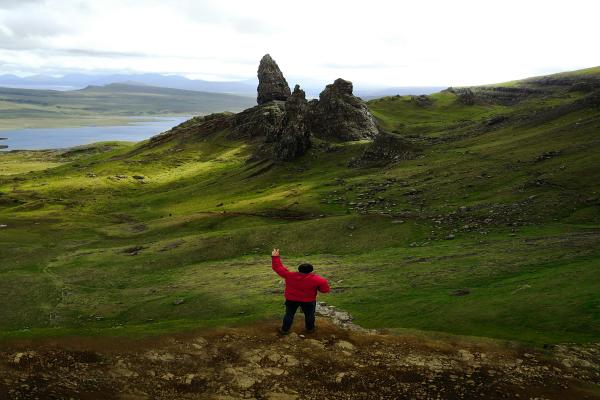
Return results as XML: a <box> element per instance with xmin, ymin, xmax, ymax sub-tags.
<box><xmin>257</xmin><ymin>54</ymin><xmax>291</xmax><ymax>105</ymax></box>
<box><xmin>535</xmin><ymin>150</ymin><xmax>560</xmax><ymax>162</ymax></box>
<box><xmin>349</xmin><ymin>131</ymin><xmax>418</xmax><ymax>167</ymax></box>
<box><xmin>411</xmin><ymin>95</ymin><xmax>432</xmax><ymax>107</ymax></box>
<box><xmin>309</xmin><ymin>78</ymin><xmax>379</xmax><ymax>141</ymax></box>
<box><xmin>486</xmin><ymin>114</ymin><xmax>508</xmax><ymax>126</ymax></box>
<box><xmin>160</xmin><ymin>239</ymin><xmax>185</xmax><ymax>252</ymax></box>
<box><xmin>122</xmin><ymin>245</ymin><xmax>144</xmax><ymax>256</ymax></box>
<box><xmin>316</xmin><ymin>303</ymin><xmax>376</xmax><ymax>333</ymax></box>
<box><xmin>451</xmin><ymin>288</ymin><xmax>470</xmax><ymax>296</ymax></box>
<box><xmin>173</xmin><ymin>298</ymin><xmax>185</xmax><ymax>305</ymax></box>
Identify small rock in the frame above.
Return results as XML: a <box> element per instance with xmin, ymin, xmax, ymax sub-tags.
<box><xmin>458</xmin><ymin>349</ymin><xmax>475</xmax><ymax>362</ymax></box>
<box><xmin>233</xmin><ymin>374</ymin><xmax>256</xmax><ymax>389</ymax></box>
<box><xmin>161</xmin><ymin>373</ymin><xmax>175</xmax><ymax>381</ymax></box>
<box><xmin>334</xmin><ymin>340</ymin><xmax>356</xmax><ymax>351</ymax></box>
<box><xmin>264</xmin><ymin>367</ymin><xmax>285</xmax><ymax>376</ymax></box>
<box><xmin>12</xmin><ymin>353</ymin><xmax>25</xmax><ymax>364</ymax></box>
<box><xmin>305</xmin><ymin>339</ymin><xmax>325</xmax><ymax>349</ymax></box>
<box><xmin>283</xmin><ymin>354</ymin><xmax>299</xmax><ymax>367</ymax></box>
<box><xmin>451</xmin><ymin>289</ymin><xmax>470</xmax><ymax>296</ymax></box>
<box><xmin>183</xmin><ymin>374</ymin><xmax>196</xmax><ymax>385</ymax></box>
<box><xmin>266</xmin><ymin>392</ymin><xmax>298</xmax><ymax>400</ymax></box>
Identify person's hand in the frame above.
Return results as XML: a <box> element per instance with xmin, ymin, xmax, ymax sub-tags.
<box><xmin>271</xmin><ymin>248</ymin><xmax>280</xmax><ymax>257</ymax></box>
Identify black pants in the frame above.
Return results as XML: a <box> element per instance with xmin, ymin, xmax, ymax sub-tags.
<box><xmin>282</xmin><ymin>300</ymin><xmax>316</xmax><ymax>332</ymax></box>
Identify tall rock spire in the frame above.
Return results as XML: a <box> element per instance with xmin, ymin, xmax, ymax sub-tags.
<box><xmin>257</xmin><ymin>54</ymin><xmax>291</xmax><ymax>105</ymax></box>
<box><xmin>272</xmin><ymin>84</ymin><xmax>312</xmax><ymax>160</ymax></box>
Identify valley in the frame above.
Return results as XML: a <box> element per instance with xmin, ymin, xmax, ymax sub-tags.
<box><xmin>0</xmin><ymin>61</ymin><xmax>599</xmax><ymax>399</ymax></box>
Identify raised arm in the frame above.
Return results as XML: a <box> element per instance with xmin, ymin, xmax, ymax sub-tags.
<box><xmin>271</xmin><ymin>248</ymin><xmax>290</xmax><ymax>278</ymax></box>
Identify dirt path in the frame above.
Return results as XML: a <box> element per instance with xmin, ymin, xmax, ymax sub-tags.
<box><xmin>0</xmin><ymin>319</ymin><xmax>598</xmax><ymax>400</ymax></box>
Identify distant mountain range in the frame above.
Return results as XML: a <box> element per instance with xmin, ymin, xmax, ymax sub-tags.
<box><xmin>0</xmin><ymin>83</ymin><xmax>257</xmax><ymax>124</ymax></box>
<box><xmin>0</xmin><ymin>73</ymin><xmax>444</xmax><ymax>99</ymax></box>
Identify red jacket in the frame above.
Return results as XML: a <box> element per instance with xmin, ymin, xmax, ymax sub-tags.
<box><xmin>272</xmin><ymin>256</ymin><xmax>330</xmax><ymax>302</ymax></box>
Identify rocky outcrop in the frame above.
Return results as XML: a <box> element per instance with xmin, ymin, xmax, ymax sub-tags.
<box><xmin>457</xmin><ymin>88</ymin><xmax>476</xmax><ymax>105</ymax></box>
<box><xmin>309</xmin><ymin>78</ymin><xmax>378</xmax><ymax>141</ymax></box>
<box><xmin>446</xmin><ymin>86</ymin><xmax>541</xmax><ymax>106</ymax></box>
<box><xmin>271</xmin><ymin>85</ymin><xmax>312</xmax><ymax>160</ymax></box>
<box><xmin>348</xmin><ymin>131</ymin><xmax>419</xmax><ymax>167</ymax></box>
<box><xmin>254</xmin><ymin>59</ymin><xmax>381</xmax><ymax>160</ymax></box>
<box><xmin>230</xmin><ymin>101</ymin><xmax>285</xmax><ymax>141</ymax></box>
<box><xmin>257</xmin><ymin>54</ymin><xmax>291</xmax><ymax>105</ymax></box>
<box><xmin>145</xmin><ymin>55</ymin><xmax>391</xmax><ymax>163</ymax></box>
<box><xmin>411</xmin><ymin>94</ymin><xmax>432</xmax><ymax>107</ymax></box>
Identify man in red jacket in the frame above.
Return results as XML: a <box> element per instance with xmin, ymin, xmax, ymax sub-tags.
<box><xmin>271</xmin><ymin>248</ymin><xmax>330</xmax><ymax>334</ymax></box>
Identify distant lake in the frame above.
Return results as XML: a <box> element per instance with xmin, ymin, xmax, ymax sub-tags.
<box><xmin>0</xmin><ymin>116</ymin><xmax>191</xmax><ymax>151</ymax></box>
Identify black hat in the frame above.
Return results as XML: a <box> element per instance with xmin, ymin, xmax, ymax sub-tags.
<box><xmin>298</xmin><ymin>263</ymin><xmax>314</xmax><ymax>274</ymax></box>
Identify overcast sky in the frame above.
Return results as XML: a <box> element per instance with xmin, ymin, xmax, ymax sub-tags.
<box><xmin>0</xmin><ymin>0</ymin><xmax>598</xmax><ymax>87</ymax></box>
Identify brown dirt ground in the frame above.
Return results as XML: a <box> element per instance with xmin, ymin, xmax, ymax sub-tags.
<box><xmin>0</xmin><ymin>319</ymin><xmax>598</xmax><ymax>400</ymax></box>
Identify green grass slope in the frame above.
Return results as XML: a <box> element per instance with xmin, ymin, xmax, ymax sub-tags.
<box><xmin>0</xmin><ymin>68</ymin><xmax>599</xmax><ymax>345</ymax></box>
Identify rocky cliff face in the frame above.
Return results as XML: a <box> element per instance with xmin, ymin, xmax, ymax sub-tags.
<box><xmin>257</xmin><ymin>54</ymin><xmax>291</xmax><ymax>105</ymax></box>
<box><xmin>309</xmin><ymin>78</ymin><xmax>379</xmax><ymax>141</ymax></box>
<box><xmin>272</xmin><ymin>85</ymin><xmax>312</xmax><ymax>160</ymax></box>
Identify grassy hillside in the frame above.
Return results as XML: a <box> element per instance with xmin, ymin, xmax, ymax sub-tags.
<box><xmin>0</xmin><ymin>83</ymin><xmax>255</xmax><ymax>130</ymax></box>
<box><xmin>0</xmin><ymin>68</ymin><xmax>599</xmax><ymax>345</ymax></box>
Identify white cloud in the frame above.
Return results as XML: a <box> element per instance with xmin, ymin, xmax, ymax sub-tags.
<box><xmin>0</xmin><ymin>0</ymin><xmax>598</xmax><ymax>86</ymax></box>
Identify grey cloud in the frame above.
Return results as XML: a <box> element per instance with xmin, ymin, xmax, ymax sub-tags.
<box><xmin>59</xmin><ymin>48</ymin><xmax>151</xmax><ymax>58</ymax></box>
<box><xmin>0</xmin><ymin>29</ymin><xmax>40</xmax><ymax>50</ymax></box>
<box><xmin>176</xmin><ymin>0</ymin><xmax>282</xmax><ymax>36</ymax></box>
<box><xmin>321</xmin><ymin>62</ymin><xmax>407</xmax><ymax>69</ymax></box>
<box><xmin>0</xmin><ymin>2</ymin><xmax>76</xmax><ymax>51</ymax></box>
<box><xmin>2</xmin><ymin>14</ymin><xmax>73</xmax><ymax>37</ymax></box>
<box><xmin>232</xmin><ymin>17</ymin><xmax>275</xmax><ymax>35</ymax></box>
<box><xmin>0</xmin><ymin>0</ymin><xmax>47</xmax><ymax>10</ymax></box>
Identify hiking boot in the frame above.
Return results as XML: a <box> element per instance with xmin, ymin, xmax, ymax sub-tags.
<box><xmin>278</xmin><ymin>328</ymin><xmax>290</xmax><ymax>336</ymax></box>
<box><xmin>305</xmin><ymin>328</ymin><xmax>315</xmax><ymax>334</ymax></box>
